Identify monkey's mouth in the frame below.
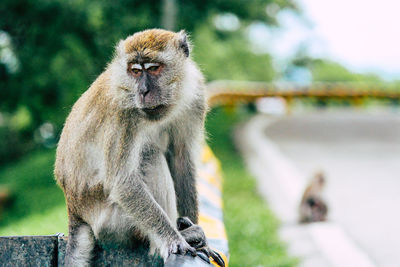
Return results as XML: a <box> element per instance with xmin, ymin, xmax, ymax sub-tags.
<box><xmin>142</xmin><ymin>104</ymin><xmax>169</xmax><ymax>119</ymax></box>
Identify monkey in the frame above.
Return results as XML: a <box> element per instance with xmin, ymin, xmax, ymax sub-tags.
<box><xmin>54</xmin><ymin>29</ymin><xmax>224</xmax><ymax>267</ymax></box>
<box><xmin>299</xmin><ymin>171</ymin><xmax>328</xmax><ymax>223</ymax></box>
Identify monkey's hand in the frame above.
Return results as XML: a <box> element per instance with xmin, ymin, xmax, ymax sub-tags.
<box><xmin>177</xmin><ymin>217</ymin><xmax>225</xmax><ymax>267</ymax></box>
<box><xmin>159</xmin><ymin>233</ymin><xmax>197</xmax><ymax>261</ymax></box>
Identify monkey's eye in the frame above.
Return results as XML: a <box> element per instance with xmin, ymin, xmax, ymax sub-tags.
<box><xmin>128</xmin><ymin>63</ymin><xmax>142</xmax><ymax>76</ymax></box>
<box><xmin>148</xmin><ymin>66</ymin><xmax>159</xmax><ymax>72</ymax></box>
<box><xmin>144</xmin><ymin>63</ymin><xmax>162</xmax><ymax>75</ymax></box>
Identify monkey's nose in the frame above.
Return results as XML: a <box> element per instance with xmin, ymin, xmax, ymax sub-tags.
<box><xmin>139</xmin><ymin>88</ymin><xmax>150</xmax><ymax>103</ymax></box>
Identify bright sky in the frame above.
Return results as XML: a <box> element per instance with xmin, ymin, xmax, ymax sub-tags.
<box><xmin>249</xmin><ymin>0</ymin><xmax>400</xmax><ymax>80</ymax></box>
<box><xmin>300</xmin><ymin>0</ymin><xmax>400</xmax><ymax>80</ymax></box>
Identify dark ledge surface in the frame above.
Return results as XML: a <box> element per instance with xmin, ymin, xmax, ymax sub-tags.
<box><xmin>0</xmin><ymin>235</ymin><xmax>213</xmax><ymax>266</ymax></box>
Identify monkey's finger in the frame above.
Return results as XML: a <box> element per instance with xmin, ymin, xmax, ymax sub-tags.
<box><xmin>197</xmin><ymin>247</ymin><xmax>211</xmax><ymax>258</ymax></box>
<box><xmin>184</xmin><ymin>235</ymin><xmax>206</xmax><ymax>249</ymax></box>
<box><xmin>176</xmin><ymin>242</ymin><xmax>197</xmax><ymax>257</ymax></box>
<box><xmin>177</xmin><ymin>217</ymin><xmax>194</xmax><ymax>231</ymax></box>
<box><xmin>197</xmin><ymin>251</ymin><xmax>211</xmax><ymax>264</ymax></box>
<box><xmin>186</xmin><ymin>246</ymin><xmax>197</xmax><ymax>257</ymax></box>
<box><xmin>180</xmin><ymin>226</ymin><xmax>207</xmax><ymax>248</ymax></box>
<box><xmin>210</xmin><ymin>250</ymin><xmax>225</xmax><ymax>267</ymax></box>
<box><xmin>191</xmin><ymin>240</ymin><xmax>206</xmax><ymax>249</ymax></box>
<box><xmin>186</xmin><ymin>239</ymin><xmax>201</xmax><ymax>248</ymax></box>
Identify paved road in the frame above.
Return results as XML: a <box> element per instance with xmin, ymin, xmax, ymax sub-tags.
<box><xmin>262</xmin><ymin>110</ymin><xmax>400</xmax><ymax>267</ymax></box>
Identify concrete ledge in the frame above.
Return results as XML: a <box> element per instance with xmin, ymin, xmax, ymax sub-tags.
<box><xmin>0</xmin><ymin>235</ymin><xmax>216</xmax><ymax>266</ymax></box>
<box><xmin>0</xmin><ymin>235</ymin><xmax>58</xmax><ymax>267</ymax></box>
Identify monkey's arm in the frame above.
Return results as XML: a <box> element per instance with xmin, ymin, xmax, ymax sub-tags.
<box><xmin>112</xmin><ymin>176</ymin><xmax>196</xmax><ymax>259</ymax></box>
<box><xmin>166</xmin><ymin>138</ymin><xmax>199</xmax><ymax>224</ymax></box>
<box><xmin>166</xmin><ymin>124</ymin><xmax>226</xmax><ymax>266</ymax></box>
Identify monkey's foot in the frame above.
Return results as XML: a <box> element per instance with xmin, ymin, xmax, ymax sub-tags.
<box><xmin>177</xmin><ymin>217</ymin><xmax>225</xmax><ymax>267</ymax></box>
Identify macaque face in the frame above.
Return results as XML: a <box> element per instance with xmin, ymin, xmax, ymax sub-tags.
<box><xmin>127</xmin><ymin>59</ymin><xmax>169</xmax><ymax>119</ymax></box>
<box><xmin>114</xmin><ymin>29</ymin><xmax>188</xmax><ymax>121</ymax></box>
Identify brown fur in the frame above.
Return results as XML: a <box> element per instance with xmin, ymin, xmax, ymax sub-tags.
<box><xmin>124</xmin><ymin>29</ymin><xmax>176</xmax><ymax>54</ymax></box>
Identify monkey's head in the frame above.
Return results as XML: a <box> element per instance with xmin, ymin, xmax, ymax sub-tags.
<box><xmin>110</xmin><ymin>29</ymin><xmax>197</xmax><ymax>120</ymax></box>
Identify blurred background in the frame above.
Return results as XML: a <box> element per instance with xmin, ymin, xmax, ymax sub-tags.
<box><xmin>0</xmin><ymin>0</ymin><xmax>399</xmax><ymax>266</ymax></box>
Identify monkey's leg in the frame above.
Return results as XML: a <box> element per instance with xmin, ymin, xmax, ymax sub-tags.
<box><xmin>113</xmin><ymin>177</ymin><xmax>196</xmax><ymax>261</ymax></box>
<box><xmin>177</xmin><ymin>217</ymin><xmax>225</xmax><ymax>267</ymax></box>
<box><xmin>65</xmin><ymin>220</ymin><xmax>95</xmax><ymax>267</ymax></box>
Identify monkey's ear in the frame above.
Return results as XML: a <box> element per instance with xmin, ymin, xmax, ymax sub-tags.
<box><xmin>177</xmin><ymin>30</ymin><xmax>190</xmax><ymax>57</ymax></box>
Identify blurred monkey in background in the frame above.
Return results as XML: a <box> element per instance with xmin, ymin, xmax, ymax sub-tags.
<box><xmin>299</xmin><ymin>171</ymin><xmax>328</xmax><ymax>223</ymax></box>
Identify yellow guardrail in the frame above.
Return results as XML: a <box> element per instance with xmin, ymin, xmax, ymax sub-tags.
<box><xmin>207</xmin><ymin>81</ymin><xmax>400</xmax><ymax>107</ymax></box>
<box><xmin>198</xmin><ymin>146</ymin><xmax>229</xmax><ymax>266</ymax></box>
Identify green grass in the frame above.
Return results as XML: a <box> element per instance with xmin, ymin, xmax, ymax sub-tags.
<box><xmin>0</xmin><ymin>149</ymin><xmax>68</xmax><ymax>235</ymax></box>
<box><xmin>0</xmin><ymin>108</ymin><xmax>295</xmax><ymax>266</ymax></box>
<box><xmin>206</xmin><ymin>107</ymin><xmax>296</xmax><ymax>267</ymax></box>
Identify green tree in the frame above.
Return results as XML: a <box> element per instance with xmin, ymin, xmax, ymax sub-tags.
<box><xmin>193</xmin><ymin>25</ymin><xmax>275</xmax><ymax>82</ymax></box>
<box><xmin>311</xmin><ymin>59</ymin><xmax>382</xmax><ymax>83</ymax></box>
<box><xmin>291</xmin><ymin>56</ymin><xmax>382</xmax><ymax>83</ymax></box>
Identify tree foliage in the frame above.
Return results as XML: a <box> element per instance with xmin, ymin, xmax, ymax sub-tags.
<box><xmin>311</xmin><ymin>60</ymin><xmax>382</xmax><ymax>83</ymax></box>
<box><xmin>193</xmin><ymin>25</ymin><xmax>275</xmax><ymax>82</ymax></box>
<box><xmin>291</xmin><ymin>56</ymin><xmax>383</xmax><ymax>83</ymax></box>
